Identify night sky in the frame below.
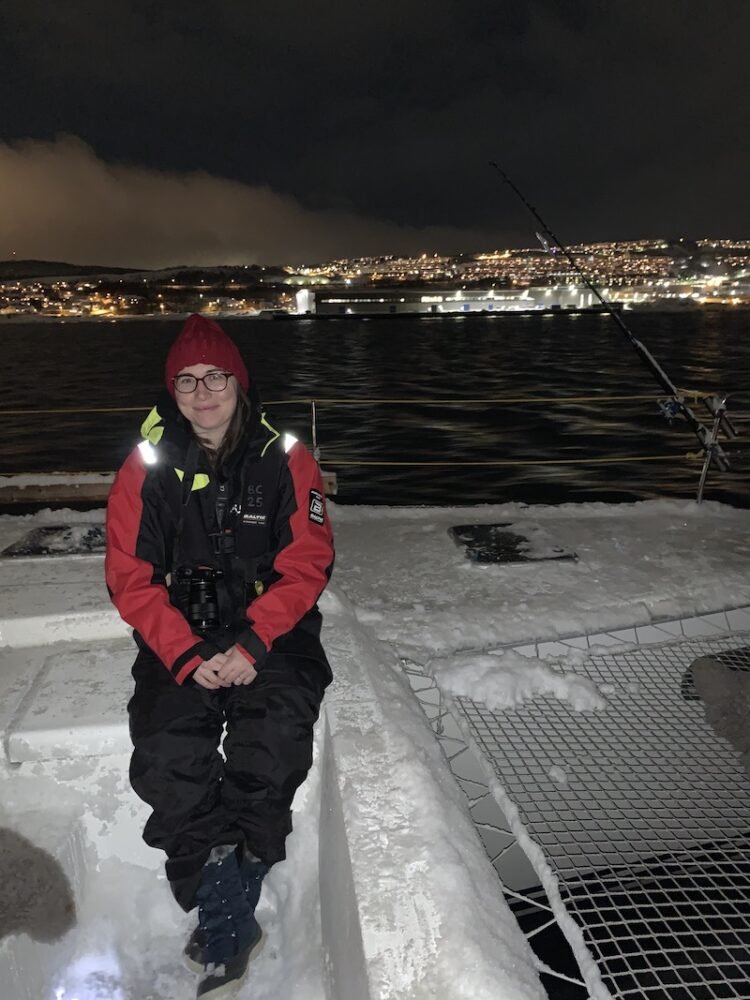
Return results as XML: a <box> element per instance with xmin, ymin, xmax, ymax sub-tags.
<box><xmin>2</xmin><ymin>0</ymin><xmax>748</xmax><ymax>267</ymax></box>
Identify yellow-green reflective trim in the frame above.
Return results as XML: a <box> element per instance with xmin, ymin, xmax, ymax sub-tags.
<box><xmin>140</xmin><ymin>407</ymin><xmax>164</xmax><ymax>445</ymax></box>
<box><xmin>260</xmin><ymin>412</ymin><xmax>280</xmax><ymax>457</ymax></box>
<box><xmin>174</xmin><ymin>469</ymin><xmax>210</xmax><ymax>491</ymax></box>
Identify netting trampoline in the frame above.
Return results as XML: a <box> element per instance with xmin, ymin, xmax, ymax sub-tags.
<box><xmin>406</xmin><ymin>632</ymin><xmax>750</xmax><ymax>999</ymax></box>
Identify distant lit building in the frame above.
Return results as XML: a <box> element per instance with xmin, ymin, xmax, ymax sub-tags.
<box><xmin>296</xmin><ymin>285</ymin><xmax>599</xmax><ymax>316</ymax></box>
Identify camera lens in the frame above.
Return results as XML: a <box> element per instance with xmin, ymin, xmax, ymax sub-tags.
<box><xmin>186</xmin><ymin>567</ymin><xmax>221</xmax><ymax>632</ymax></box>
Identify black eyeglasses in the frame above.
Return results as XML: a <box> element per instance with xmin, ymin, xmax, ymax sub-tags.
<box><xmin>173</xmin><ymin>371</ymin><xmax>232</xmax><ymax>393</ymax></box>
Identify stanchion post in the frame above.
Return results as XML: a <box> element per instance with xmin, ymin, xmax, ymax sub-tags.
<box><xmin>696</xmin><ymin>397</ymin><xmax>727</xmax><ymax>504</ymax></box>
<box><xmin>311</xmin><ymin>399</ymin><xmax>320</xmax><ymax>462</ymax></box>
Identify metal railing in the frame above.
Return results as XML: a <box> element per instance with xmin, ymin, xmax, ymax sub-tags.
<box><xmin>1</xmin><ymin>390</ymin><xmax>744</xmax><ymax>502</ymax></box>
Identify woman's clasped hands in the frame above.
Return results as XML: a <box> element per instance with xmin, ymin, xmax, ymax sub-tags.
<box><xmin>193</xmin><ymin>647</ymin><xmax>258</xmax><ymax>689</ymax></box>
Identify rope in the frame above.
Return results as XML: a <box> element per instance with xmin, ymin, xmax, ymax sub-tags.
<box><xmin>1</xmin><ymin>393</ymin><xmax>731</xmax><ymax>479</ymax></box>
<box><xmin>284</xmin><ymin>394</ymin><xmax>704</xmax><ymax>406</ymax></box>
<box><xmin>318</xmin><ymin>453</ymin><xmax>700</xmax><ymax>467</ymax></box>
<box><xmin>0</xmin><ymin>474</ymin><xmax>114</xmax><ymax>480</ymax></box>
<box><xmin>0</xmin><ymin>406</ymin><xmax>148</xmax><ymax>415</ymax></box>
<box><xmin>1</xmin><ymin>452</ymin><xmax>704</xmax><ymax>478</ymax></box>
<box><xmin>0</xmin><ymin>391</ymin><xmax>715</xmax><ymax>416</ymax></box>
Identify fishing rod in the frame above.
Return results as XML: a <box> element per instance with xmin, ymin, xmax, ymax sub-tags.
<box><xmin>489</xmin><ymin>161</ymin><xmax>734</xmax><ymax>472</ymax></box>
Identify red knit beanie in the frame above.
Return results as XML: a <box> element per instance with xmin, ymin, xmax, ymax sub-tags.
<box><xmin>165</xmin><ymin>314</ymin><xmax>249</xmax><ymax>397</ymax></box>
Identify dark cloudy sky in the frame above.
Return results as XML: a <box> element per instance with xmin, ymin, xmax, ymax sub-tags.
<box><xmin>1</xmin><ymin>0</ymin><xmax>748</xmax><ymax>267</ymax></box>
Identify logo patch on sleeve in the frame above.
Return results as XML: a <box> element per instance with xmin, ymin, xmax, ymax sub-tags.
<box><xmin>308</xmin><ymin>489</ymin><xmax>325</xmax><ymax>525</ymax></box>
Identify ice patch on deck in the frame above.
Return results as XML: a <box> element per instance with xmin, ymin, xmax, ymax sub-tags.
<box><xmin>1</xmin><ymin>523</ymin><xmax>105</xmax><ymax>558</ymax></box>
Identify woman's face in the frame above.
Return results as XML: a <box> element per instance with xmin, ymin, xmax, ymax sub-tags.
<box><xmin>173</xmin><ymin>363</ymin><xmax>238</xmax><ymax>445</ymax></box>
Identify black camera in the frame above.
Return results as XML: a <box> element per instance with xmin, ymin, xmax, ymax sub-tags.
<box><xmin>176</xmin><ymin>566</ymin><xmax>223</xmax><ymax>633</ymax></box>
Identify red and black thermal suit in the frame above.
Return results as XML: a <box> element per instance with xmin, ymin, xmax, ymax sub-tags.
<box><xmin>105</xmin><ymin>392</ymin><xmax>333</xmax><ymax>911</ymax></box>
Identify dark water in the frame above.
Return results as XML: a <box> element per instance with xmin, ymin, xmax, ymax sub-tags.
<box><xmin>3</xmin><ymin>311</ymin><xmax>749</xmax><ymax>506</ymax></box>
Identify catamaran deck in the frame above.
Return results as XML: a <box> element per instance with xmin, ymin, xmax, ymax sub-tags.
<box><xmin>1</xmin><ymin>499</ymin><xmax>750</xmax><ymax>999</ymax></box>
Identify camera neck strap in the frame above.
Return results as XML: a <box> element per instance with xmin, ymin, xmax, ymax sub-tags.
<box><xmin>170</xmin><ymin>439</ymin><xmax>201</xmax><ymax>575</ymax></box>
<box><xmin>180</xmin><ymin>439</ymin><xmax>200</xmax><ymax>510</ymax></box>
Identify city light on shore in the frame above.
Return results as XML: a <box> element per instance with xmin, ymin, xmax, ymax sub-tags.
<box><xmin>3</xmin><ymin>238</ymin><xmax>750</xmax><ymax>319</ymax></box>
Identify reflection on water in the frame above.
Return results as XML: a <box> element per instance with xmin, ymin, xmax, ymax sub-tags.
<box><xmin>3</xmin><ymin>312</ymin><xmax>749</xmax><ymax>506</ymax></box>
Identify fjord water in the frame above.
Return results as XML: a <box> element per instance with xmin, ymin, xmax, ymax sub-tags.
<box><xmin>3</xmin><ymin>311</ymin><xmax>749</xmax><ymax>506</ymax></box>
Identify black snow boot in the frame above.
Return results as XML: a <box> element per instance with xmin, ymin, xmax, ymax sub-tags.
<box><xmin>187</xmin><ymin>845</ymin><xmax>262</xmax><ymax>999</ymax></box>
<box><xmin>184</xmin><ymin>848</ymin><xmax>268</xmax><ymax>975</ymax></box>
<box><xmin>240</xmin><ymin>851</ymin><xmax>270</xmax><ymax>912</ymax></box>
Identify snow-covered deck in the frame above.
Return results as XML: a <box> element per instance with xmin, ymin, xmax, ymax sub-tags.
<box><xmin>1</xmin><ymin>499</ymin><xmax>749</xmax><ymax>999</ymax></box>
<box><xmin>0</xmin><ymin>507</ymin><xmax>544</xmax><ymax>1000</ymax></box>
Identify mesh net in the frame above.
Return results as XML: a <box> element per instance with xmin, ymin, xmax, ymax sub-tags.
<box><xmin>450</xmin><ymin>634</ymin><xmax>750</xmax><ymax>998</ymax></box>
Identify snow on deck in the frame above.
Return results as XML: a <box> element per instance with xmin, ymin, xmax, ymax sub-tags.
<box><xmin>330</xmin><ymin>498</ymin><xmax>750</xmax><ymax>661</ymax></box>
<box><xmin>1</xmin><ymin>498</ymin><xmax>749</xmax><ymax>998</ymax></box>
<box><xmin>5</xmin><ymin>640</ymin><xmax>135</xmax><ymax>762</ymax></box>
<box><xmin>0</xmin><ymin>503</ymin><xmax>550</xmax><ymax>1000</ymax></box>
<box><xmin>3</xmin><ymin>497</ymin><xmax>748</xmax><ymax>660</ymax></box>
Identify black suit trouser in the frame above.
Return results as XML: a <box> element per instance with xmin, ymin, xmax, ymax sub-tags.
<box><xmin>127</xmin><ymin>636</ymin><xmax>331</xmax><ymax>911</ymax></box>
